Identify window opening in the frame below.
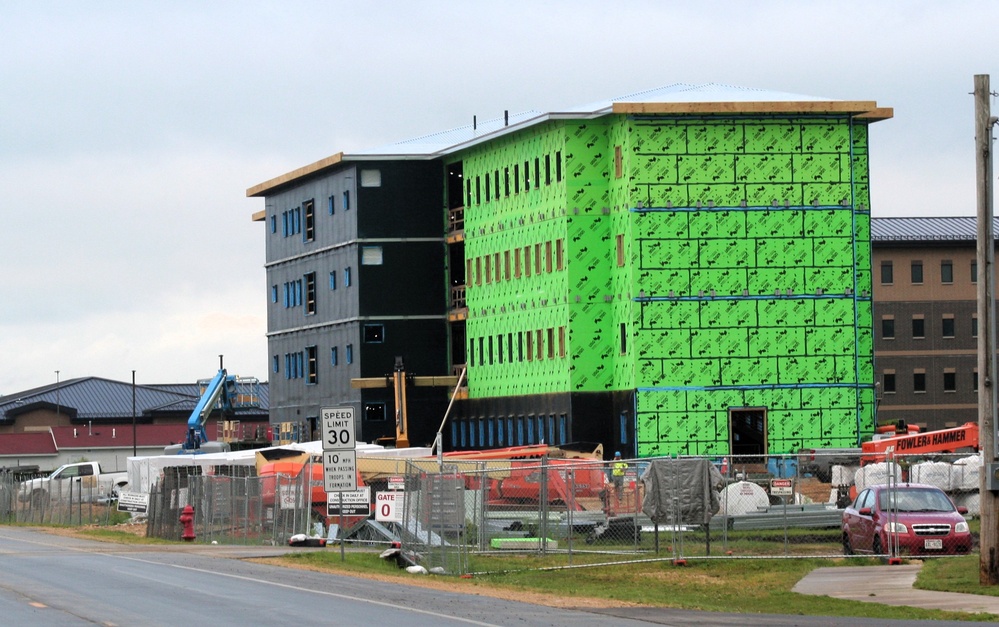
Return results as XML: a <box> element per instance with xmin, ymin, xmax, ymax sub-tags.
<box><xmin>882</xmin><ymin>372</ymin><xmax>895</xmax><ymax>393</ymax></box>
<box><xmin>361</xmin><ymin>246</ymin><xmax>383</xmax><ymax>265</ymax></box>
<box><xmin>363</xmin><ymin>324</ymin><xmax>384</xmax><ymax>343</ymax></box>
<box><xmin>304</xmin><ymin>272</ymin><xmax>317</xmax><ymax>315</ymax></box>
<box><xmin>360</xmin><ymin>169</ymin><xmax>381</xmax><ymax>187</ymax></box>
<box><xmin>729</xmin><ymin>408</ymin><xmax>767</xmax><ymax>462</ymax></box>
<box><xmin>880</xmin><ymin>261</ymin><xmax>893</xmax><ymax>284</ymax></box>
<box><xmin>942</xmin><ymin>316</ymin><xmax>955</xmax><ymax>338</ymax></box>
<box><xmin>365</xmin><ymin>402</ymin><xmax>386</xmax><ymax>421</ymax></box>
<box><xmin>306</xmin><ymin>346</ymin><xmax>318</xmax><ymax>384</ymax></box>
<box><xmin>941</xmin><ymin>260</ymin><xmax>953</xmax><ymax>284</ymax></box>
<box><xmin>303</xmin><ymin>199</ymin><xmax>315</xmax><ymax>242</ymax></box>
<box><xmin>943</xmin><ymin>371</ymin><xmax>956</xmax><ymax>392</ymax></box>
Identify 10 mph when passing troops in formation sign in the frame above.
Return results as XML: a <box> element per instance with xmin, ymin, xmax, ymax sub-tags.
<box><xmin>321</xmin><ymin>406</ymin><xmax>356</xmax><ymax>492</ymax></box>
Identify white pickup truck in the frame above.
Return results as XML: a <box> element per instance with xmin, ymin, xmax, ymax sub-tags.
<box><xmin>19</xmin><ymin>461</ymin><xmax>129</xmax><ymax>506</ymax></box>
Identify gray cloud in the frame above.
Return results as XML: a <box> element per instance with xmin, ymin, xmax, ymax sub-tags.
<box><xmin>1</xmin><ymin>0</ymin><xmax>996</xmax><ymax>392</ymax></box>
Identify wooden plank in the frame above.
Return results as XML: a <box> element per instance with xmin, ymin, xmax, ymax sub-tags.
<box><xmin>855</xmin><ymin>106</ymin><xmax>894</xmax><ymax>120</ymax></box>
<box><xmin>350</xmin><ymin>377</ymin><xmax>391</xmax><ymax>389</ymax></box>
<box><xmin>411</xmin><ymin>375</ymin><xmax>460</xmax><ymax>387</ymax></box>
<box><xmin>350</xmin><ymin>375</ymin><xmax>460</xmax><ymax>389</ymax></box>
<box><xmin>246</xmin><ymin>152</ymin><xmax>345</xmax><ymax>197</ymax></box>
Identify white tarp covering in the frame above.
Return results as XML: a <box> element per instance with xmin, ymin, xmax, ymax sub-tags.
<box><xmin>908</xmin><ymin>461</ymin><xmax>952</xmax><ymax>490</ymax></box>
<box><xmin>126</xmin><ymin>441</ymin><xmax>432</xmax><ymax>494</ymax></box>
<box><xmin>951</xmin><ymin>454</ymin><xmax>982</xmax><ymax>491</ymax></box>
<box><xmin>717</xmin><ymin>481</ymin><xmax>770</xmax><ymax>516</ymax></box>
<box><xmin>954</xmin><ymin>491</ymin><xmax>980</xmax><ymax>516</ymax></box>
<box><xmin>831</xmin><ymin>465</ymin><xmax>859</xmax><ymax>486</ymax></box>
<box><xmin>854</xmin><ymin>462</ymin><xmax>903</xmax><ymax>491</ymax></box>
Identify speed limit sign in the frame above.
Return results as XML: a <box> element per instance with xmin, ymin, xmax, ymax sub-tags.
<box><xmin>321</xmin><ymin>407</ymin><xmax>355</xmax><ymax>451</ymax></box>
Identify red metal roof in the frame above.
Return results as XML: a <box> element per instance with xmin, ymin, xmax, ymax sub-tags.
<box><xmin>51</xmin><ymin>419</ymin><xmax>270</xmax><ymax>449</ymax></box>
<box><xmin>51</xmin><ymin>424</ymin><xmax>183</xmax><ymax>449</ymax></box>
<box><xmin>0</xmin><ymin>432</ymin><xmax>58</xmax><ymax>456</ymax></box>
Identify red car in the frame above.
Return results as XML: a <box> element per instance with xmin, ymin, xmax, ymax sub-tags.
<box><xmin>842</xmin><ymin>483</ymin><xmax>972</xmax><ymax>556</ymax></box>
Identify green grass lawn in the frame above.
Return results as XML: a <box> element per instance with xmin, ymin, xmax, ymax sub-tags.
<box><xmin>51</xmin><ymin>525</ymin><xmax>999</xmax><ymax>622</ymax></box>
<box><xmin>919</xmin><ymin>555</ymin><xmax>999</xmax><ymax>597</ymax></box>
<box><xmin>271</xmin><ymin>550</ymin><xmax>999</xmax><ymax>622</ymax></box>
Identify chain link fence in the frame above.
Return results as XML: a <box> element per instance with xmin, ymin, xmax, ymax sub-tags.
<box><xmin>145</xmin><ymin>465</ymin><xmax>328</xmax><ymax>544</ymax></box>
<box><xmin>0</xmin><ymin>469</ymin><xmax>123</xmax><ymax>526</ymax></box>
<box><xmin>390</xmin><ymin>451</ymin><xmax>984</xmax><ymax>574</ymax></box>
<box><xmin>3</xmin><ymin>450</ymin><xmax>983</xmax><ymax>574</ymax></box>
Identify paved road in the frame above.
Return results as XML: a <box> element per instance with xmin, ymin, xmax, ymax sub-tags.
<box><xmin>0</xmin><ymin>527</ymin><xmax>985</xmax><ymax>627</ymax></box>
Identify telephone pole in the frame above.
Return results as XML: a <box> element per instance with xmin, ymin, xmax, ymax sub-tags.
<box><xmin>975</xmin><ymin>73</ymin><xmax>999</xmax><ymax>585</ymax></box>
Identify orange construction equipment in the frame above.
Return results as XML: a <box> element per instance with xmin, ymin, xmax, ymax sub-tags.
<box><xmin>435</xmin><ymin>443</ymin><xmax>608</xmax><ymax>510</ymax></box>
<box><xmin>440</xmin><ymin>443</ymin><xmax>603</xmax><ymax>462</ymax></box>
<box><xmin>875</xmin><ymin>420</ymin><xmax>921</xmax><ymax>436</ymax></box>
<box><xmin>861</xmin><ymin>422</ymin><xmax>979</xmax><ymax>465</ymax></box>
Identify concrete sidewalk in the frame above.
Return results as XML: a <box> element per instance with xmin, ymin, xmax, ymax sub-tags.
<box><xmin>793</xmin><ymin>563</ymin><xmax>999</xmax><ymax>616</ymax></box>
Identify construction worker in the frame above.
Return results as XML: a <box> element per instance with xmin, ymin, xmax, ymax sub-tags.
<box><xmin>611</xmin><ymin>451</ymin><xmax>628</xmax><ymax>502</ymax></box>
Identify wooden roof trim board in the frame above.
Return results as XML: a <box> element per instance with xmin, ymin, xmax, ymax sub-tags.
<box><xmin>247</xmin><ymin>152</ymin><xmax>345</xmax><ymax>198</ymax></box>
<box><xmin>612</xmin><ymin>100</ymin><xmax>893</xmax><ymax>120</ymax></box>
<box><xmin>854</xmin><ymin>106</ymin><xmax>894</xmax><ymax>121</ymax></box>
<box><xmin>251</xmin><ymin>209</ymin><xmax>266</xmax><ymax>222</ymax></box>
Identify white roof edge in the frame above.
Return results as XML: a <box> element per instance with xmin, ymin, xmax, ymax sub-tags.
<box><xmin>251</xmin><ymin>84</ymin><xmax>883</xmax><ymax>195</ymax></box>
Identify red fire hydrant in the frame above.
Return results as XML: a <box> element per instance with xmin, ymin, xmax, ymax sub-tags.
<box><xmin>180</xmin><ymin>504</ymin><xmax>196</xmax><ymax>542</ymax></box>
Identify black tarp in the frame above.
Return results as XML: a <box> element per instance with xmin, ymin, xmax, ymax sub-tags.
<box><xmin>640</xmin><ymin>458</ymin><xmax>724</xmax><ymax>525</ymax></box>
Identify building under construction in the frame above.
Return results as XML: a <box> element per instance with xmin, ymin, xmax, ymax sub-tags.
<box><xmin>248</xmin><ymin>84</ymin><xmax>892</xmax><ymax>458</ymax></box>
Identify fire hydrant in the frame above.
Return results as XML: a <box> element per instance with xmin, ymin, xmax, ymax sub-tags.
<box><xmin>180</xmin><ymin>504</ymin><xmax>196</xmax><ymax>542</ymax></box>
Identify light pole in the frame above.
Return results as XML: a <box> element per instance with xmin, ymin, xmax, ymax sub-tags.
<box><xmin>975</xmin><ymin>74</ymin><xmax>998</xmax><ymax>585</ymax></box>
<box><xmin>131</xmin><ymin>370</ymin><xmax>137</xmax><ymax>457</ymax></box>
<box><xmin>55</xmin><ymin>370</ymin><xmax>60</xmax><ymax>418</ymax></box>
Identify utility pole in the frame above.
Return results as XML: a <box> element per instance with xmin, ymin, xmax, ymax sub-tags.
<box><xmin>975</xmin><ymin>73</ymin><xmax>999</xmax><ymax>586</ymax></box>
<box><xmin>132</xmin><ymin>370</ymin><xmax>137</xmax><ymax>457</ymax></box>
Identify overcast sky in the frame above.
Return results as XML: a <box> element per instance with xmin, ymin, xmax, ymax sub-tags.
<box><xmin>1</xmin><ymin>1</ymin><xmax>996</xmax><ymax>395</ymax></box>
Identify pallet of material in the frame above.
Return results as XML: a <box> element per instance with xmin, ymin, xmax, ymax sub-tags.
<box><xmin>489</xmin><ymin>537</ymin><xmax>558</xmax><ymax>550</ymax></box>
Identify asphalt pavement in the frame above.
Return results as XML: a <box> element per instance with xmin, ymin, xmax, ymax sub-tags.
<box><xmin>792</xmin><ymin>563</ymin><xmax>999</xmax><ymax>616</ymax></box>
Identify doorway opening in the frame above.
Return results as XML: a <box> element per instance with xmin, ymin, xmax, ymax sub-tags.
<box><xmin>729</xmin><ymin>407</ymin><xmax>767</xmax><ymax>463</ymax></box>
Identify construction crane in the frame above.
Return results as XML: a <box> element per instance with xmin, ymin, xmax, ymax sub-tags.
<box><xmin>350</xmin><ymin>356</ymin><xmax>460</xmax><ymax>448</ymax></box>
<box><xmin>165</xmin><ymin>357</ymin><xmax>261</xmax><ymax>455</ymax></box>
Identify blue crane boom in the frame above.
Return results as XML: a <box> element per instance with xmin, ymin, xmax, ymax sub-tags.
<box><xmin>166</xmin><ymin>368</ymin><xmax>261</xmax><ymax>454</ymax></box>
<box><xmin>183</xmin><ymin>368</ymin><xmax>237</xmax><ymax>451</ymax></box>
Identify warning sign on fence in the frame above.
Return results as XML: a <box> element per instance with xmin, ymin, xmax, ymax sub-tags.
<box><xmin>375</xmin><ymin>491</ymin><xmax>405</xmax><ymax>523</ymax></box>
<box><xmin>770</xmin><ymin>478</ymin><xmax>793</xmax><ymax>497</ymax></box>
